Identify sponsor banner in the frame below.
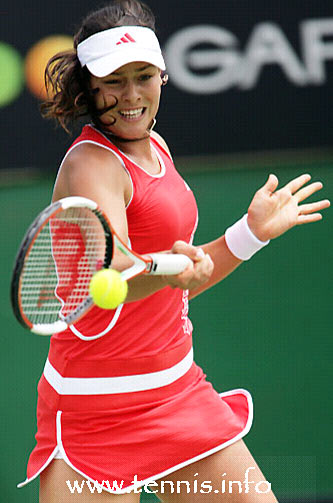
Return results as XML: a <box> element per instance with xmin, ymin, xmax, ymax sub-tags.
<box><xmin>1</xmin><ymin>1</ymin><xmax>332</xmax><ymax>169</ymax></box>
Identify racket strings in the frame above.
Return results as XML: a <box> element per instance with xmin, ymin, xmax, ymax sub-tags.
<box><xmin>20</xmin><ymin>207</ymin><xmax>106</xmax><ymax>325</ymax></box>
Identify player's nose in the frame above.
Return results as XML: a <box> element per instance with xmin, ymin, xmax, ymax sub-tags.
<box><xmin>121</xmin><ymin>80</ymin><xmax>141</xmax><ymax>102</ymax></box>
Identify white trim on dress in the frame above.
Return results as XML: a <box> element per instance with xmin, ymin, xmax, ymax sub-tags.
<box><xmin>90</xmin><ymin>125</ymin><xmax>166</xmax><ymax>179</ymax></box>
<box><xmin>17</xmin><ymin>389</ymin><xmax>253</xmax><ymax>493</ymax></box>
<box><xmin>43</xmin><ymin>348</ymin><xmax>194</xmax><ymax>395</ymax></box>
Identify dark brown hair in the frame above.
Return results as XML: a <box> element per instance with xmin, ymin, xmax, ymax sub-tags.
<box><xmin>41</xmin><ymin>0</ymin><xmax>156</xmax><ymax>132</ymax></box>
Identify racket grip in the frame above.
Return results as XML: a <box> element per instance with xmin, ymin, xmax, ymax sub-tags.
<box><xmin>148</xmin><ymin>253</ymin><xmax>192</xmax><ymax>275</ymax></box>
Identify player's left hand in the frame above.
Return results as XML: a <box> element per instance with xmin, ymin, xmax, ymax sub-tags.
<box><xmin>247</xmin><ymin>174</ymin><xmax>330</xmax><ymax>241</ymax></box>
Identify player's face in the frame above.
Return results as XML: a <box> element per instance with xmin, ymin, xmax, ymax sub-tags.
<box><xmin>90</xmin><ymin>62</ymin><xmax>162</xmax><ymax>139</ymax></box>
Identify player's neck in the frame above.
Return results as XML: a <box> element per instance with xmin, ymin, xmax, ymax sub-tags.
<box><xmin>96</xmin><ymin>125</ymin><xmax>160</xmax><ymax>174</ymax></box>
<box><xmin>96</xmin><ymin>119</ymin><xmax>156</xmax><ymax>158</ymax></box>
<box><xmin>128</xmin><ymin>142</ymin><xmax>161</xmax><ymax>175</ymax></box>
<box><xmin>111</xmin><ymin>134</ymin><xmax>152</xmax><ymax>158</ymax></box>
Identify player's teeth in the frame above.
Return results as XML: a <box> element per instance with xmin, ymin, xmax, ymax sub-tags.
<box><xmin>120</xmin><ymin>108</ymin><xmax>143</xmax><ymax>117</ymax></box>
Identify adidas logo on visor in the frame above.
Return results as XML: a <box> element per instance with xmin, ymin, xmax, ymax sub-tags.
<box><xmin>116</xmin><ymin>33</ymin><xmax>136</xmax><ymax>45</ymax></box>
<box><xmin>76</xmin><ymin>26</ymin><xmax>166</xmax><ymax>77</ymax></box>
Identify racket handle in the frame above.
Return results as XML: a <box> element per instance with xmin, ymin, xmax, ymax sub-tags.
<box><xmin>148</xmin><ymin>253</ymin><xmax>192</xmax><ymax>275</ymax></box>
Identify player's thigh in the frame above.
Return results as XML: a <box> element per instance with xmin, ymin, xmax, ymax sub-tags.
<box><xmin>155</xmin><ymin>439</ymin><xmax>278</xmax><ymax>503</ymax></box>
<box><xmin>39</xmin><ymin>459</ymin><xmax>140</xmax><ymax>503</ymax></box>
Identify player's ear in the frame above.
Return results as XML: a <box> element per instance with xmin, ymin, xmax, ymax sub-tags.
<box><xmin>161</xmin><ymin>73</ymin><xmax>169</xmax><ymax>86</ymax></box>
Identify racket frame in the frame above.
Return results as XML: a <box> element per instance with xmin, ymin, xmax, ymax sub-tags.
<box><xmin>11</xmin><ymin>196</ymin><xmax>192</xmax><ymax>336</ymax></box>
<box><xmin>11</xmin><ymin>197</ymin><xmax>113</xmax><ymax>334</ymax></box>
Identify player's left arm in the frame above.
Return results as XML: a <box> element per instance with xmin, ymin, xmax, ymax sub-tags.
<box><xmin>188</xmin><ymin>173</ymin><xmax>330</xmax><ymax>300</ymax></box>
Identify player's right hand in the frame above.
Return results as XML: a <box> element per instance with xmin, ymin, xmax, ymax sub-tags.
<box><xmin>165</xmin><ymin>241</ymin><xmax>214</xmax><ymax>290</ymax></box>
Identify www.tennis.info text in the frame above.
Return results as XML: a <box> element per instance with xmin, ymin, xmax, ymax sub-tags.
<box><xmin>66</xmin><ymin>468</ymin><xmax>271</xmax><ymax>495</ymax></box>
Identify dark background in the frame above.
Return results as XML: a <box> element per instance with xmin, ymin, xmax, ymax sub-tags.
<box><xmin>1</xmin><ymin>1</ymin><xmax>332</xmax><ymax>169</ymax></box>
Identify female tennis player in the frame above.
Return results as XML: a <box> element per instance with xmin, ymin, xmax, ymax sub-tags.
<box><xmin>18</xmin><ymin>1</ymin><xmax>330</xmax><ymax>501</ymax></box>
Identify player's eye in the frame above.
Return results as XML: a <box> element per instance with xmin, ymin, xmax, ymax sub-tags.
<box><xmin>104</xmin><ymin>79</ymin><xmax>121</xmax><ymax>85</ymax></box>
<box><xmin>139</xmin><ymin>74</ymin><xmax>153</xmax><ymax>82</ymax></box>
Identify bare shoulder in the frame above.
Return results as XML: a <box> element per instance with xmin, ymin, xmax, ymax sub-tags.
<box><xmin>63</xmin><ymin>142</ymin><xmax>123</xmax><ymax>174</ymax></box>
<box><xmin>150</xmin><ymin>131</ymin><xmax>173</xmax><ymax>159</ymax></box>
<box><xmin>53</xmin><ymin>142</ymin><xmax>130</xmax><ymax>202</ymax></box>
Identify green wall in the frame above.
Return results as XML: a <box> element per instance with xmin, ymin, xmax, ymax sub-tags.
<box><xmin>1</xmin><ymin>163</ymin><xmax>331</xmax><ymax>502</ymax></box>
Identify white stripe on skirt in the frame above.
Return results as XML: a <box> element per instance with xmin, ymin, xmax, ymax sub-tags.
<box><xmin>43</xmin><ymin>347</ymin><xmax>194</xmax><ymax>395</ymax></box>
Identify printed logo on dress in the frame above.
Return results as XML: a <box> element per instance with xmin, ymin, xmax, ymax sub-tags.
<box><xmin>116</xmin><ymin>33</ymin><xmax>136</xmax><ymax>45</ymax></box>
<box><xmin>181</xmin><ymin>290</ymin><xmax>192</xmax><ymax>335</ymax></box>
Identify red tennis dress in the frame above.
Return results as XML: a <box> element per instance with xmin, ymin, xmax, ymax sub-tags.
<box><xmin>18</xmin><ymin>125</ymin><xmax>253</xmax><ymax>494</ymax></box>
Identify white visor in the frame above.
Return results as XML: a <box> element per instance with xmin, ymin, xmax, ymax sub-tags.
<box><xmin>77</xmin><ymin>26</ymin><xmax>166</xmax><ymax>77</ymax></box>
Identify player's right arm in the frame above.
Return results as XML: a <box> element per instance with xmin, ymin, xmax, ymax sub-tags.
<box><xmin>52</xmin><ymin>143</ymin><xmax>131</xmax><ymax>242</ymax></box>
<box><xmin>52</xmin><ymin>144</ymin><xmax>212</xmax><ymax>301</ymax></box>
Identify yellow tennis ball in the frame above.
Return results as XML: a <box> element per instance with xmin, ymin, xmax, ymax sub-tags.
<box><xmin>89</xmin><ymin>269</ymin><xmax>128</xmax><ymax>309</ymax></box>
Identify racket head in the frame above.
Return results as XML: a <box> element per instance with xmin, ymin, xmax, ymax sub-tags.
<box><xmin>10</xmin><ymin>197</ymin><xmax>113</xmax><ymax>335</ymax></box>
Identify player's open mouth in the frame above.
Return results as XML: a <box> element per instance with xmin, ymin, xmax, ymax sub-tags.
<box><xmin>119</xmin><ymin>108</ymin><xmax>146</xmax><ymax>121</ymax></box>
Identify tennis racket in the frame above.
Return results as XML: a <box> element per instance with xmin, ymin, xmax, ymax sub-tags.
<box><xmin>10</xmin><ymin>196</ymin><xmax>192</xmax><ymax>335</ymax></box>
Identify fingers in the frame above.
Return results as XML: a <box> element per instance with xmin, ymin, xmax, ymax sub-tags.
<box><xmin>275</xmin><ymin>174</ymin><xmax>328</xmax><ymax>207</ymax></box>
<box><xmin>171</xmin><ymin>241</ymin><xmax>206</xmax><ymax>263</ymax></box>
<box><xmin>295</xmin><ymin>181</ymin><xmax>324</xmax><ymax>203</ymax></box>
<box><xmin>259</xmin><ymin>173</ymin><xmax>328</xmax><ymax>206</ymax></box>
<box><xmin>260</xmin><ymin>174</ymin><xmax>327</xmax><ymax>204</ymax></box>
<box><xmin>284</xmin><ymin>173</ymin><xmax>311</xmax><ymax>194</ymax></box>
<box><xmin>298</xmin><ymin>213</ymin><xmax>323</xmax><ymax>224</ymax></box>
<box><xmin>190</xmin><ymin>252</ymin><xmax>214</xmax><ymax>284</ymax></box>
<box><xmin>297</xmin><ymin>198</ymin><xmax>330</xmax><ymax>224</ymax></box>
<box><xmin>283</xmin><ymin>174</ymin><xmax>327</xmax><ymax>203</ymax></box>
<box><xmin>261</xmin><ymin>173</ymin><xmax>279</xmax><ymax>194</ymax></box>
<box><xmin>168</xmin><ymin>241</ymin><xmax>214</xmax><ymax>290</ymax></box>
<box><xmin>299</xmin><ymin>199</ymin><xmax>331</xmax><ymax>215</ymax></box>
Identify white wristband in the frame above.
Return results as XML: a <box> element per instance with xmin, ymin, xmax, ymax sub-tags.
<box><xmin>225</xmin><ymin>214</ymin><xmax>270</xmax><ymax>260</ymax></box>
